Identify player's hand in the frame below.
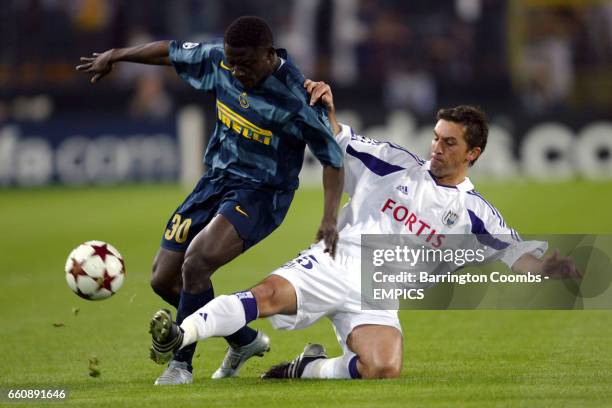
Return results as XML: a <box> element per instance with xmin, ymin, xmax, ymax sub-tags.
<box><xmin>304</xmin><ymin>79</ymin><xmax>335</xmax><ymax>114</ymax></box>
<box><xmin>541</xmin><ymin>249</ymin><xmax>582</xmax><ymax>279</ymax></box>
<box><xmin>76</xmin><ymin>50</ymin><xmax>115</xmax><ymax>84</ymax></box>
<box><xmin>316</xmin><ymin>218</ymin><xmax>339</xmax><ymax>258</ymax></box>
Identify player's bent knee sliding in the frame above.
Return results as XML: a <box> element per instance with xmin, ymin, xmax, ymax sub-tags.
<box><xmin>250</xmin><ymin>275</ymin><xmax>298</xmax><ymax>317</ymax></box>
<box><xmin>358</xmin><ymin>360</ymin><xmax>402</xmax><ymax>379</ymax></box>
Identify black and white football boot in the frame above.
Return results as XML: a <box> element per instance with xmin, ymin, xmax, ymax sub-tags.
<box><xmin>261</xmin><ymin>344</ymin><xmax>327</xmax><ymax>379</ymax></box>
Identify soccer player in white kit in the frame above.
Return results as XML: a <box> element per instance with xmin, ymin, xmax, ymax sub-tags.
<box><xmin>148</xmin><ymin>80</ymin><xmax>580</xmax><ymax>380</ymax></box>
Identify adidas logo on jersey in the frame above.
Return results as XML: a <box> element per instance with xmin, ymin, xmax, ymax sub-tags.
<box><xmin>396</xmin><ymin>185</ymin><xmax>409</xmax><ymax>195</ymax></box>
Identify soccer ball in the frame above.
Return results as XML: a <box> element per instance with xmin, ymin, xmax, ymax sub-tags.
<box><xmin>65</xmin><ymin>240</ymin><xmax>126</xmax><ymax>300</ymax></box>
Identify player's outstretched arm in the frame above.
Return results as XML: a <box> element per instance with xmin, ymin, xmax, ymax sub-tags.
<box><xmin>512</xmin><ymin>249</ymin><xmax>581</xmax><ymax>279</ymax></box>
<box><xmin>76</xmin><ymin>40</ymin><xmax>172</xmax><ymax>84</ymax></box>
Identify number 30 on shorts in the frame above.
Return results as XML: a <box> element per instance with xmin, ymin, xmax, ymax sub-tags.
<box><xmin>164</xmin><ymin>214</ymin><xmax>192</xmax><ymax>243</ymax></box>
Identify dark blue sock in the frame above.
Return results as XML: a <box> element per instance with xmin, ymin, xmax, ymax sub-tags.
<box><xmin>225</xmin><ymin>326</ymin><xmax>258</xmax><ymax>348</ymax></box>
<box><xmin>173</xmin><ymin>287</ymin><xmax>215</xmax><ymax>369</ymax></box>
<box><xmin>224</xmin><ymin>291</ymin><xmax>258</xmax><ymax>347</ymax></box>
<box><xmin>348</xmin><ymin>356</ymin><xmax>362</xmax><ymax>379</ymax></box>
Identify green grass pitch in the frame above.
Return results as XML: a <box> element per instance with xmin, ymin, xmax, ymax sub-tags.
<box><xmin>1</xmin><ymin>181</ymin><xmax>611</xmax><ymax>407</ymax></box>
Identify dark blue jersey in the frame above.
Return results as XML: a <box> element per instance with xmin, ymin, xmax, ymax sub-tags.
<box><xmin>169</xmin><ymin>40</ymin><xmax>343</xmax><ymax>191</ymax></box>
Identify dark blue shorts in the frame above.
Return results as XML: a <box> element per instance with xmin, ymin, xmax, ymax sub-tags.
<box><xmin>161</xmin><ymin>173</ymin><xmax>295</xmax><ymax>252</ymax></box>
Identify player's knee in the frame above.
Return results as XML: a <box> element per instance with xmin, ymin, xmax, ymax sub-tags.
<box><xmin>181</xmin><ymin>252</ymin><xmax>215</xmax><ymax>290</ymax></box>
<box><xmin>250</xmin><ymin>279</ymin><xmax>291</xmax><ymax>316</ymax></box>
<box><xmin>150</xmin><ymin>269</ymin><xmax>180</xmax><ymax>306</ymax></box>
<box><xmin>378</xmin><ymin>362</ymin><xmax>402</xmax><ymax>379</ymax></box>
<box><xmin>360</xmin><ymin>359</ymin><xmax>402</xmax><ymax>379</ymax></box>
<box><xmin>150</xmin><ymin>263</ymin><xmax>165</xmax><ymax>293</ymax></box>
<box><xmin>150</xmin><ymin>272</ymin><xmax>163</xmax><ymax>294</ymax></box>
<box><xmin>250</xmin><ymin>282</ymin><xmax>277</xmax><ymax>316</ymax></box>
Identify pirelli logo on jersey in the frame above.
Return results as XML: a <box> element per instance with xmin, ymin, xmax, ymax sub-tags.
<box><xmin>216</xmin><ymin>100</ymin><xmax>273</xmax><ymax>145</ymax></box>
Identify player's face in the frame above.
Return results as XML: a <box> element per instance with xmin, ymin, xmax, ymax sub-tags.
<box><xmin>430</xmin><ymin>120</ymin><xmax>479</xmax><ymax>181</ymax></box>
<box><xmin>224</xmin><ymin>44</ymin><xmax>277</xmax><ymax>89</ymax></box>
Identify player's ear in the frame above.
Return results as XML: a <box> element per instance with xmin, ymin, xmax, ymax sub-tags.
<box><xmin>265</xmin><ymin>46</ymin><xmax>276</xmax><ymax>62</ymax></box>
<box><xmin>466</xmin><ymin>147</ymin><xmax>481</xmax><ymax>163</ymax></box>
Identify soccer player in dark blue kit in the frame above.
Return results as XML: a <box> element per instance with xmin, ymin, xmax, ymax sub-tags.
<box><xmin>76</xmin><ymin>16</ymin><xmax>344</xmax><ymax>385</ymax></box>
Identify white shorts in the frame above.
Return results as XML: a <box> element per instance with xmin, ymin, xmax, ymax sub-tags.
<box><xmin>268</xmin><ymin>245</ymin><xmax>402</xmax><ymax>353</ymax></box>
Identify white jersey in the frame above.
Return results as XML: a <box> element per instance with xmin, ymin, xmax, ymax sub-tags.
<box><xmin>327</xmin><ymin>124</ymin><xmax>547</xmax><ymax>272</ymax></box>
<box><xmin>269</xmin><ymin>124</ymin><xmax>547</xmax><ymax>346</ymax></box>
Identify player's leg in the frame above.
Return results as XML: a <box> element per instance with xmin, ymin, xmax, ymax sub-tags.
<box><xmin>172</xmin><ymin>214</ymin><xmax>259</xmax><ymax>370</ymax></box>
<box><xmin>152</xmin><ymin>173</ymin><xmax>215</xmax><ymax>309</ymax></box>
<box><xmin>263</xmin><ymin>323</ymin><xmax>402</xmax><ymax>380</ymax></box>
<box><xmin>153</xmin><ymin>175</ymin><xmax>229</xmax><ymax>384</ymax></box>
<box><xmin>303</xmin><ymin>312</ymin><xmax>403</xmax><ymax>380</ymax></box>
<box><xmin>150</xmin><ymin>248</ymin><xmax>183</xmax><ymax>307</ymax></box>
<box><xmin>201</xmin><ymin>274</ymin><xmax>298</xmax><ymax>378</ymax></box>
<box><xmin>151</xmin><ymin>243</ymin><xmax>333</xmax><ymax>379</ymax></box>
<box><xmin>181</xmin><ymin>275</ymin><xmax>296</xmax><ymax>343</ymax></box>
<box><xmin>207</xmin><ymin>188</ymin><xmax>295</xmax><ymax>378</ymax></box>
<box><xmin>344</xmin><ymin>324</ymin><xmax>403</xmax><ymax>379</ymax></box>
<box><xmin>149</xmin><ymin>274</ymin><xmax>297</xmax><ymax>361</ymax></box>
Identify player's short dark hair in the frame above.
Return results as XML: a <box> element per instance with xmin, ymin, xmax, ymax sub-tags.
<box><xmin>224</xmin><ymin>16</ymin><xmax>274</xmax><ymax>49</ymax></box>
<box><xmin>436</xmin><ymin>105</ymin><xmax>488</xmax><ymax>166</ymax></box>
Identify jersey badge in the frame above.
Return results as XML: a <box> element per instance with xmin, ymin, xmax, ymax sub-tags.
<box><xmin>239</xmin><ymin>92</ymin><xmax>249</xmax><ymax>109</ymax></box>
<box><xmin>182</xmin><ymin>42</ymin><xmax>200</xmax><ymax>50</ymax></box>
<box><xmin>442</xmin><ymin>210</ymin><xmax>459</xmax><ymax>227</ymax></box>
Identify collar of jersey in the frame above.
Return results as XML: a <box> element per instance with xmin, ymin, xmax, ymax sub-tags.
<box><xmin>422</xmin><ymin>161</ymin><xmax>474</xmax><ymax>192</ymax></box>
<box><xmin>270</xmin><ymin>48</ymin><xmax>290</xmax><ymax>81</ymax></box>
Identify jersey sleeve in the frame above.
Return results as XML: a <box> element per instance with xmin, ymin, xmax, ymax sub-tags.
<box><xmin>298</xmin><ymin>105</ymin><xmax>343</xmax><ymax>168</ymax></box>
<box><xmin>168</xmin><ymin>40</ymin><xmax>221</xmax><ymax>91</ymax></box>
<box><xmin>342</xmin><ymin>126</ymin><xmax>426</xmax><ymax>171</ymax></box>
<box><xmin>336</xmin><ymin>124</ymin><xmax>424</xmax><ymax>197</ymax></box>
<box><xmin>466</xmin><ymin>197</ymin><xmax>548</xmax><ymax>269</ymax></box>
<box><xmin>334</xmin><ymin>123</ymin><xmax>353</xmax><ymax>151</ymax></box>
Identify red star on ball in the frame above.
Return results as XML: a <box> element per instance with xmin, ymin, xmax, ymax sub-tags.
<box><xmin>96</xmin><ymin>271</ymin><xmax>116</xmax><ymax>293</ymax></box>
<box><xmin>91</xmin><ymin>243</ymin><xmax>113</xmax><ymax>262</ymax></box>
<box><xmin>70</xmin><ymin>258</ymin><xmax>88</xmax><ymax>280</ymax></box>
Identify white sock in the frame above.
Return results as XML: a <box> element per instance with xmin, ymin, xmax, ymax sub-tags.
<box><xmin>179</xmin><ymin>294</ymin><xmax>247</xmax><ymax>349</ymax></box>
<box><xmin>301</xmin><ymin>353</ymin><xmax>358</xmax><ymax>379</ymax></box>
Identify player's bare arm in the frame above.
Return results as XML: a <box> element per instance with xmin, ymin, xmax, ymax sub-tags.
<box><xmin>512</xmin><ymin>249</ymin><xmax>581</xmax><ymax>279</ymax></box>
<box><xmin>318</xmin><ymin>165</ymin><xmax>343</xmax><ymax>258</ymax></box>
<box><xmin>76</xmin><ymin>41</ymin><xmax>172</xmax><ymax>84</ymax></box>
<box><xmin>303</xmin><ymin>80</ymin><xmax>343</xmax><ymax>257</ymax></box>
